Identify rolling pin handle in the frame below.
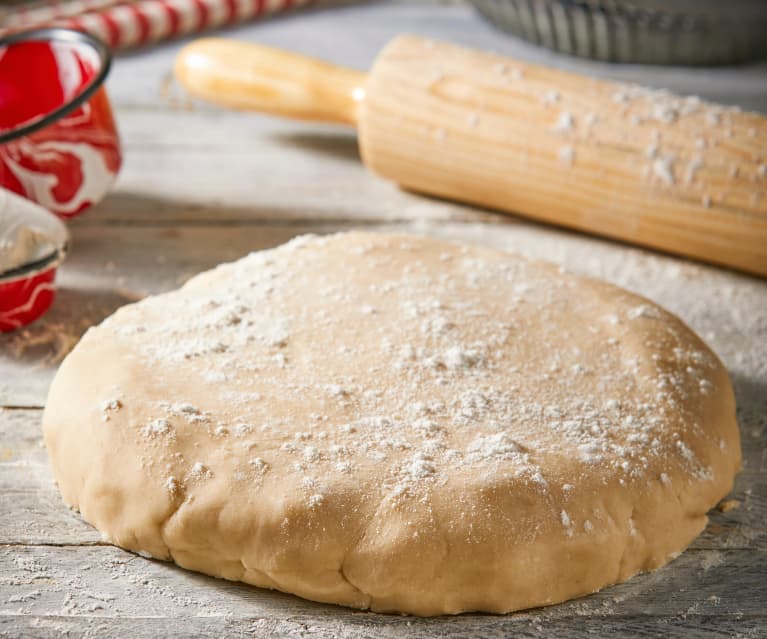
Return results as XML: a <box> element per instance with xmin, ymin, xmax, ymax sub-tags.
<box><xmin>174</xmin><ymin>39</ymin><xmax>366</xmax><ymax>126</ymax></box>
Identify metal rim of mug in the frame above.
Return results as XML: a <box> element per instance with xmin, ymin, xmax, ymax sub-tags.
<box><xmin>0</xmin><ymin>246</ymin><xmax>68</xmax><ymax>284</ymax></box>
<box><xmin>0</xmin><ymin>27</ymin><xmax>112</xmax><ymax>145</ymax></box>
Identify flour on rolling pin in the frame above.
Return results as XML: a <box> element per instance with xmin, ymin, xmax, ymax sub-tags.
<box><xmin>390</xmin><ymin>42</ymin><xmax>762</xmax><ymax>202</ymax></box>
<box><xmin>174</xmin><ymin>36</ymin><xmax>767</xmax><ymax>276</ymax></box>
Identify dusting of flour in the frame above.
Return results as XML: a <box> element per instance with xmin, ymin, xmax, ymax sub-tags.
<box><xmin>94</xmin><ymin>233</ymin><xmax>723</xmax><ymax>537</ymax></box>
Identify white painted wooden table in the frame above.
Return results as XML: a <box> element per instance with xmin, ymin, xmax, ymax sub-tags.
<box><xmin>2</xmin><ymin>3</ymin><xmax>766</xmax><ymax>637</ymax></box>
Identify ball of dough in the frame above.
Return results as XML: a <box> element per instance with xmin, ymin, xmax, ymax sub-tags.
<box><xmin>44</xmin><ymin>232</ymin><xmax>740</xmax><ymax>615</ymax></box>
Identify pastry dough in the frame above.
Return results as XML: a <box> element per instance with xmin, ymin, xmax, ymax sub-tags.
<box><xmin>44</xmin><ymin>232</ymin><xmax>740</xmax><ymax>615</ymax></box>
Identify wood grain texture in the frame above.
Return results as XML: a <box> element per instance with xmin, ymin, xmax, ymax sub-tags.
<box><xmin>2</xmin><ymin>616</ymin><xmax>766</xmax><ymax>639</ymax></box>
<box><xmin>1</xmin><ymin>545</ymin><xmax>766</xmax><ymax>636</ymax></box>
<box><xmin>1</xmin><ymin>1</ymin><xmax>766</xmax><ymax>636</ymax></box>
<box><xmin>80</xmin><ymin>112</ymin><xmax>488</xmax><ymax>226</ymax></box>
<box><xmin>361</xmin><ymin>36</ymin><xmax>767</xmax><ymax>276</ymax></box>
<box><xmin>167</xmin><ymin>30</ymin><xmax>767</xmax><ymax>274</ymax></box>
<box><xmin>175</xmin><ymin>39</ymin><xmax>366</xmax><ymax>125</ymax></box>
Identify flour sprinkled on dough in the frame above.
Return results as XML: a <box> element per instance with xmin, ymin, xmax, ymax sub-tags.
<box><xmin>43</xmin><ymin>232</ymin><xmax>740</xmax><ymax>616</ymax></box>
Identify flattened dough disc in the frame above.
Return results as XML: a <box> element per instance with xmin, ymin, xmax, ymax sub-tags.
<box><xmin>44</xmin><ymin>232</ymin><xmax>740</xmax><ymax>615</ymax></box>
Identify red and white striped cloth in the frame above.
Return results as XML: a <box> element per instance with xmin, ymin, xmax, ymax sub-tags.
<box><xmin>2</xmin><ymin>0</ymin><xmax>123</xmax><ymax>27</ymax></box>
<box><xmin>0</xmin><ymin>0</ymin><xmax>313</xmax><ymax>50</ymax></box>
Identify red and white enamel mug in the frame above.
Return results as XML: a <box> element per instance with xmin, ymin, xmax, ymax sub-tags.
<box><xmin>0</xmin><ymin>28</ymin><xmax>121</xmax><ymax>220</ymax></box>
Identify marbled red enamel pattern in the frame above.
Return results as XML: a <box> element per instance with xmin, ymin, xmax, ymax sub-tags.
<box><xmin>0</xmin><ymin>30</ymin><xmax>121</xmax><ymax>219</ymax></box>
<box><xmin>0</xmin><ymin>264</ymin><xmax>58</xmax><ymax>332</ymax></box>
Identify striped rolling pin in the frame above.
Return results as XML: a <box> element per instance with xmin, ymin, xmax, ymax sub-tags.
<box><xmin>0</xmin><ymin>0</ymin><xmax>313</xmax><ymax>50</ymax></box>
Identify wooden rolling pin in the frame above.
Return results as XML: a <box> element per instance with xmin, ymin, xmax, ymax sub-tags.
<box><xmin>175</xmin><ymin>36</ymin><xmax>767</xmax><ymax>277</ymax></box>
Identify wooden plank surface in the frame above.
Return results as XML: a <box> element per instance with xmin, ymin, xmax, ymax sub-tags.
<box><xmin>1</xmin><ymin>1</ymin><xmax>766</xmax><ymax>636</ymax></box>
<box><xmin>2</xmin><ymin>545</ymin><xmax>765</xmax><ymax>635</ymax></box>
